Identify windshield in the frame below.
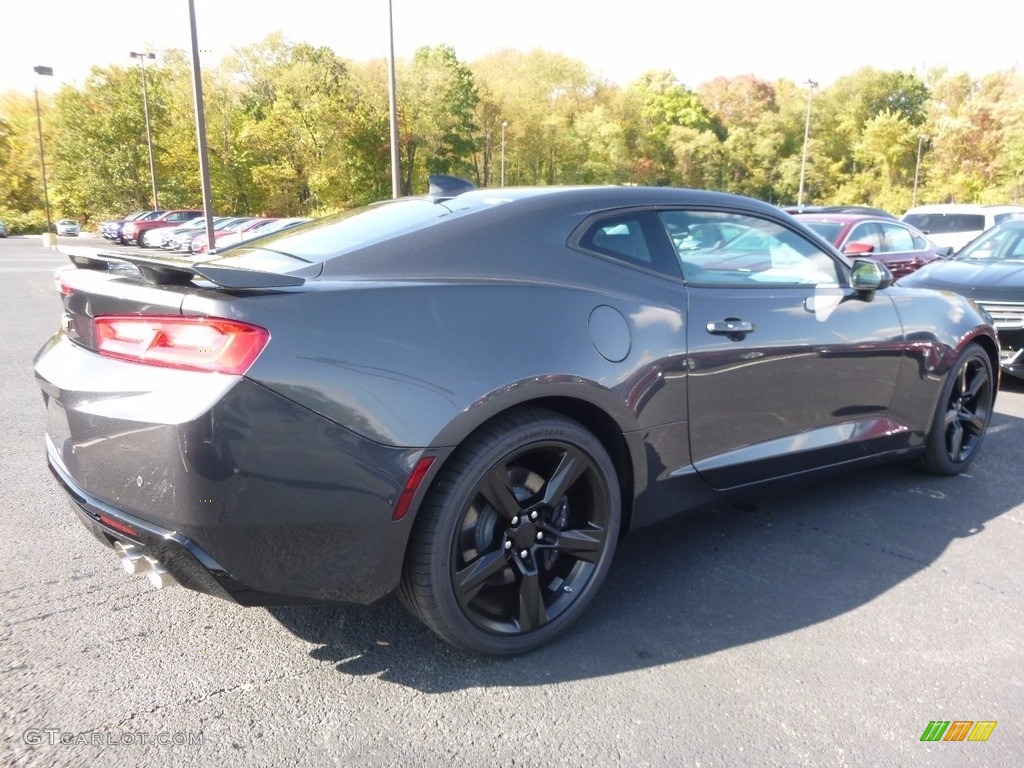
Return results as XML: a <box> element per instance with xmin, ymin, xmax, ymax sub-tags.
<box><xmin>956</xmin><ymin>223</ymin><xmax>1024</xmax><ymax>260</ymax></box>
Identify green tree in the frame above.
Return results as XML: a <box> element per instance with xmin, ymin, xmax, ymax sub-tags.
<box><xmin>620</xmin><ymin>71</ymin><xmax>719</xmax><ymax>186</ymax></box>
<box><xmin>0</xmin><ymin>93</ymin><xmax>46</xmax><ymax>213</ymax></box>
<box><xmin>398</xmin><ymin>45</ymin><xmax>480</xmax><ymax>195</ymax></box>
<box><xmin>227</xmin><ymin>34</ymin><xmax>354</xmax><ymax>214</ymax></box>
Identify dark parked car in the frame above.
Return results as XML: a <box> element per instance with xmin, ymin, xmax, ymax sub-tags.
<box><xmin>35</xmin><ymin>179</ymin><xmax>998</xmax><ymax>655</ymax></box>
<box><xmin>899</xmin><ymin>217</ymin><xmax>1024</xmax><ymax>379</ymax></box>
<box><xmin>791</xmin><ymin>212</ymin><xmax>950</xmax><ymax>279</ymax></box>
<box><xmin>99</xmin><ymin>210</ymin><xmax>164</xmax><ymax>243</ymax></box>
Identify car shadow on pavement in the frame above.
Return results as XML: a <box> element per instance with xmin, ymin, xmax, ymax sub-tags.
<box><xmin>268</xmin><ymin>404</ymin><xmax>1024</xmax><ymax>692</ymax></box>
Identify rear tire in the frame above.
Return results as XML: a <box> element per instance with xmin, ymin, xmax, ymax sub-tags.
<box><xmin>400</xmin><ymin>408</ymin><xmax>621</xmax><ymax>655</ymax></box>
<box><xmin>916</xmin><ymin>342</ymin><xmax>994</xmax><ymax>475</ymax></box>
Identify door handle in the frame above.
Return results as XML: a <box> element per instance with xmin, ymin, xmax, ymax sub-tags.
<box><xmin>706</xmin><ymin>319</ymin><xmax>755</xmax><ymax>339</ymax></box>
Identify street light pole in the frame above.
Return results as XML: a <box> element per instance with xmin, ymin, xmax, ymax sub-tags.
<box><xmin>501</xmin><ymin>120</ymin><xmax>508</xmax><ymax>187</ymax></box>
<box><xmin>187</xmin><ymin>0</ymin><xmax>215</xmax><ymax>249</ymax></box>
<box><xmin>797</xmin><ymin>78</ymin><xmax>818</xmax><ymax>208</ymax></box>
<box><xmin>32</xmin><ymin>65</ymin><xmax>54</xmax><ymax>240</ymax></box>
<box><xmin>386</xmin><ymin>0</ymin><xmax>401</xmax><ymax>199</ymax></box>
<box><xmin>912</xmin><ymin>134</ymin><xmax>928</xmax><ymax>207</ymax></box>
<box><xmin>130</xmin><ymin>51</ymin><xmax>159</xmax><ymax>210</ymax></box>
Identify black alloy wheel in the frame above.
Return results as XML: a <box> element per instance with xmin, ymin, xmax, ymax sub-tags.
<box><xmin>400</xmin><ymin>409</ymin><xmax>621</xmax><ymax>655</ymax></box>
<box><xmin>918</xmin><ymin>342</ymin><xmax>994</xmax><ymax>475</ymax></box>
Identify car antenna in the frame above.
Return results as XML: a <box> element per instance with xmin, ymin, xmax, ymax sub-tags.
<box><xmin>427</xmin><ymin>175</ymin><xmax>476</xmax><ymax>201</ymax></box>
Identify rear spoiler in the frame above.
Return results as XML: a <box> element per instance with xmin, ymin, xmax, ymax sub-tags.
<box><xmin>57</xmin><ymin>246</ymin><xmax>305</xmax><ymax>289</ymax></box>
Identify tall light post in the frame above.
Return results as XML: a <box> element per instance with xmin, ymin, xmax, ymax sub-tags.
<box><xmin>33</xmin><ymin>65</ymin><xmax>54</xmax><ymax>241</ymax></box>
<box><xmin>912</xmin><ymin>134</ymin><xmax>928</xmax><ymax>207</ymax></box>
<box><xmin>500</xmin><ymin>120</ymin><xmax>508</xmax><ymax>187</ymax></box>
<box><xmin>387</xmin><ymin>0</ymin><xmax>401</xmax><ymax>198</ymax></box>
<box><xmin>130</xmin><ymin>51</ymin><xmax>159</xmax><ymax>210</ymax></box>
<box><xmin>187</xmin><ymin>0</ymin><xmax>215</xmax><ymax>249</ymax></box>
<box><xmin>797</xmin><ymin>78</ymin><xmax>818</xmax><ymax>208</ymax></box>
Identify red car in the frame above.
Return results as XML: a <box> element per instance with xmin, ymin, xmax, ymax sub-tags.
<box><xmin>792</xmin><ymin>213</ymin><xmax>951</xmax><ymax>279</ymax></box>
<box><xmin>123</xmin><ymin>209</ymin><xmax>203</xmax><ymax>247</ymax></box>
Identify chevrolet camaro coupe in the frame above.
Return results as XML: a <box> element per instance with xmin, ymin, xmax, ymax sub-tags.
<box><xmin>35</xmin><ymin>178</ymin><xmax>998</xmax><ymax>654</ymax></box>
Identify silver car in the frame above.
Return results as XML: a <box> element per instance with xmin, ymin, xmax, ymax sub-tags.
<box><xmin>56</xmin><ymin>219</ymin><xmax>81</xmax><ymax>236</ymax></box>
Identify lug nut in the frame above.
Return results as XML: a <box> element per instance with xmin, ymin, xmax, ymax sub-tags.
<box><xmin>520</xmin><ymin>550</ymin><xmax>529</xmax><ymax>559</ymax></box>
<box><xmin>504</xmin><ymin>541</ymin><xmax>512</xmax><ymax>550</ymax></box>
<box><xmin>536</xmin><ymin>532</ymin><xmax>544</xmax><ymax>541</ymax></box>
<box><xmin>511</xmin><ymin>516</ymin><xmax>519</xmax><ymax>526</ymax></box>
<box><xmin>530</xmin><ymin>511</ymin><xmax>539</xmax><ymax>521</ymax></box>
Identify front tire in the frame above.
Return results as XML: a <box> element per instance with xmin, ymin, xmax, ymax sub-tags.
<box><xmin>400</xmin><ymin>409</ymin><xmax>621</xmax><ymax>655</ymax></box>
<box><xmin>917</xmin><ymin>342</ymin><xmax>994</xmax><ymax>475</ymax></box>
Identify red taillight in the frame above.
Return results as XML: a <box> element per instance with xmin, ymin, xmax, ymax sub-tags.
<box><xmin>55</xmin><ymin>276</ymin><xmax>72</xmax><ymax>296</ymax></box>
<box><xmin>95</xmin><ymin>513</ymin><xmax>139</xmax><ymax>537</ymax></box>
<box><xmin>93</xmin><ymin>315</ymin><xmax>269</xmax><ymax>374</ymax></box>
<box><xmin>392</xmin><ymin>456</ymin><xmax>436</xmax><ymax>521</ymax></box>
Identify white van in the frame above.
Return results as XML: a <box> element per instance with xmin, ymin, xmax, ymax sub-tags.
<box><xmin>902</xmin><ymin>204</ymin><xmax>1024</xmax><ymax>251</ymax></box>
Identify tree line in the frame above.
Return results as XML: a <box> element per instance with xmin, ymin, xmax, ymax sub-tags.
<box><xmin>2</xmin><ymin>34</ymin><xmax>1022</xmax><ymax>233</ymax></box>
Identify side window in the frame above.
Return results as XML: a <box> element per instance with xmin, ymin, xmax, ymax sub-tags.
<box><xmin>847</xmin><ymin>222</ymin><xmax>882</xmax><ymax>251</ymax></box>
<box><xmin>586</xmin><ymin>218</ymin><xmax>651</xmax><ymax>263</ymax></box>
<box><xmin>880</xmin><ymin>222</ymin><xmax>915</xmax><ymax>252</ymax></box>
<box><xmin>993</xmin><ymin>213</ymin><xmax>1024</xmax><ymax>224</ymax></box>
<box><xmin>577</xmin><ymin>212</ymin><xmax>680</xmax><ymax>278</ymax></box>
<box><xmin>1008</xmin><ymin>232</ymin><xmax>1024</xmax><ymax>258</ymax></box>
<box><xmin>658</xmin><ymin>210</ymin><xmax>841</xmax><ymax>287</ymax></box>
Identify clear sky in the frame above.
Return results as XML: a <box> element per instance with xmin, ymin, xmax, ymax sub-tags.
<box><xmin>2</xmin><ymin>0</ymin><xmax>1019</xmax><ymax>96</ymax></box>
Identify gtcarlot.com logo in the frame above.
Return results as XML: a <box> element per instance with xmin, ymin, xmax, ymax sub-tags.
<box><xmin>23</xmin><ymin>729</ymin><xmax>203</xmax><ymax>747</ymax></box>
<box><xmin>920</xmin><ymin>721</ymin><xmax>997</xmax><ymax>742</ymax></box>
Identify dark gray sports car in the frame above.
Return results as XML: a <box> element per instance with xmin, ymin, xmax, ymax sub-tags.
<box><xmin>35</xmin><ymin>178</ymin><xmax>999</xmax><ymax>654</ymax></box>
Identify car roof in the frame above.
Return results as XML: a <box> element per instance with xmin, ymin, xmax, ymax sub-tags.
<box><xmin>904</xmin><ymin>203</ymin><xmax>1024</xmax><ymax>215</ymax></box>
<box><xmin>783</xmin><ymin>204</ymin><xmax>896</xmax><ymax>219</ymax></box>
<box><xmin>791</xmin><ymin>213</ymin><xmax>883</xmax><ymax>223</ymax></box>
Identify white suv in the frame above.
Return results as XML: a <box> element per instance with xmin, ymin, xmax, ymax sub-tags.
<box><xmin>902</xmin><ymin>204</ymin><xmax>1024</xmax><ymax>251</ymax></box>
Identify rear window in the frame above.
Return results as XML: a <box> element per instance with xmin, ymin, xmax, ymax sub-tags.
<box><xmin>903</xmin><ymin>213</ymin><xmax>985</xmax><ymax>234</ymax></box>
<box><xmin>222</xmin><ymin>198</ymin><xmax>478</xmax><ymax>266</ymax></box>
<box><xmin>802</xmin><ymin>221</ymin><xmax>843</xmax><ymax>243</ymax></box>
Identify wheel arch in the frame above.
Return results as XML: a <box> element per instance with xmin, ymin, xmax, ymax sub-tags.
<box><xmin>968</xmin><ymin>332</ymin><xmax>1001</xmax><ymax>390</ymax></box>
<box><xmin>425</xmin><ymin>394</ymin><xmax>640</xmax><ymax>537</ymax></box>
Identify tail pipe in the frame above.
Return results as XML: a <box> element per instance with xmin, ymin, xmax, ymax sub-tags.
<box><xmin>113</xmin><ymin>541</ymin><xmax>178</xmax><ymax>589</ymax></box>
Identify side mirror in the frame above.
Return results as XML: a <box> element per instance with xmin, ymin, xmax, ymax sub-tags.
<box><xmin>849</xmin><ymin>259</ymin><xmax>893</xmax><ymax>293</ymax></box>
<box><xmin>843</xmin><ymin>242</ymin><xmax>875</xmax><ymax>256</ymax></box>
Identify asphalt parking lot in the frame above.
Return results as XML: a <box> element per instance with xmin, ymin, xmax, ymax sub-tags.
<box><xmin>1</xmin><ymin>235</ymin><xmax>1021</xmax><ymax>767</ymax></box>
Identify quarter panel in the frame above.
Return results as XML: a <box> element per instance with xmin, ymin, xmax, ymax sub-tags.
<box><xmin>184</xmin><ymin>264</ymin><xmax>695</xmax><ymax>450</ymax></box>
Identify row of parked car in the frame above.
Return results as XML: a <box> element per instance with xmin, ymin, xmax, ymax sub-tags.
<box><xmin>782</xmin><ymin>202</ymin><xmax>1024</xmax><ymax>381</ymax></box>
<box><xmin>99</xmin><ymin>209</ymin><xmax>310</xmax><ymax>254</ymax></box>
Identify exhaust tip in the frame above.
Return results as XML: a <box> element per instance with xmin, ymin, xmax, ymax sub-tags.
<box><xmin>143</xmin><ymin>556</ymin><xmax>178</xmax><ymax>589</ymax></box>
<box><xmin>113</xmin><ymin>542</ymin><xmax>178</xmax><ymax>589</ymax></box>
<box><xmin>113</xmin><ymin>541</ymin><xmax>146</xmax><ymax>574</ymax></box>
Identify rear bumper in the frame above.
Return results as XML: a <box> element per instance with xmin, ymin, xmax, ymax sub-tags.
<box><xmin>36</xmin><ymin>334</ymin><xmax>427</xmax><ymax>604</ymax></box>
<box><xmin>48</xmin><ymin>443</ymin><xmax>303</xmax><ymax>605</ymax></box>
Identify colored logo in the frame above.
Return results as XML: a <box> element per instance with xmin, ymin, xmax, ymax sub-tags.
<box><xmin>920</xmin><ymin>721</ymin><xmax>996</xmax><ymax>742</ymax></box>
